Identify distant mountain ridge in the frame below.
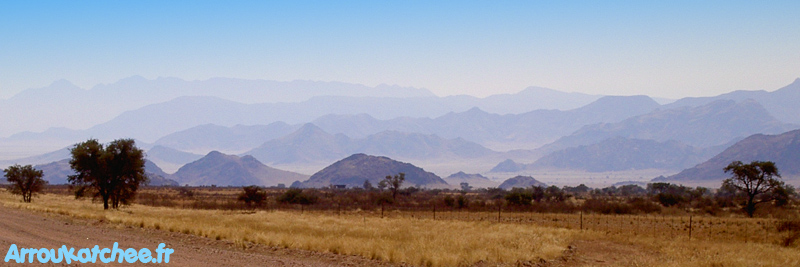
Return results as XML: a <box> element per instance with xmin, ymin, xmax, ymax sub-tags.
<box><xmin>539</xmin><ymin>99</ymin><xmax>795</xmax><ymax>154</ymax></box>
<box><xmin>658</xmin><ymin>128</ymin><xmax>800</xmax><ymax>182</ymax></box>
<box><xmin>153</xmin><ymin>122</ymin><xmax>300</xmax><ymax>154</ymax></box>
<box><xmin>665</xmin><ymin>78</ymin><xmax>800</xmax><ymax>124</ymax></box>
<box><xmin>308</xmin><ymin>95</ymin><xmax>660</xmax><ymax>151</ymax></box>
<box><xmin>0</xmin><ymin>77</ymin><xmax>435</xmax><ymax>137</ymax></box>
<box><xmin>530</xmin><ymin>137</ymin><xmax>718</xmax><ymax>172</ymax></box>
<box><xmin>244</xmin><ymin>124</ymin><xmax>498</xmax><ymax>165</ymax></box>
<box><xmin>0</xmin><ymin>76</ymin><xmax>600</xmax><ymax>140</ymax></box>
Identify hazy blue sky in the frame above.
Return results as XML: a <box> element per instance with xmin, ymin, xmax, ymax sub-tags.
<box><xmin>1</xmin><ymin>1</ymin><xmax>799</xmax><ymax>99</ymax></box>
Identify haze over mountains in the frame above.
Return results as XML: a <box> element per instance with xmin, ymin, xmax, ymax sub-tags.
<box><xmin>3</xmin><ymin>76</ymin><xmax>800</xmax><ymax>188</ymax></box>
<box><xmin>658</xmin><ymin>129</ymin><xmax>800</xmax><ymax>182</ymax></box>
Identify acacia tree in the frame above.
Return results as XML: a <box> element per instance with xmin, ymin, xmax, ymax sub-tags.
<box><xmin>69</xmin><ymin>139</ymin><xmax>147</xmax><ymax>210</ymax></box>
<box><xmin>4</xmin><ymin>164</ymin><xmax>47</xmax><ymax>203</ymax></box>
<box><xmin>723</xmin><ymin>160</ymin><xmax>785</xmax><ymax>217</ymax></box>
<box><xmin>379</xmin><ymin>173</ymin><xmax>405</xmax><ymax>201</ymax></box>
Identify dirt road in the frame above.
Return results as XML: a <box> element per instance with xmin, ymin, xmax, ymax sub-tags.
<box><xmin>0</xmin><ymin>206</ymin><xmax>399</xmax><ymax>266</ymax></box>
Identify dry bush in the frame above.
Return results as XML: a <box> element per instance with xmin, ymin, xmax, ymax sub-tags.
<box><xmin>776</xmin><ymin>219</ymin><xmax>800</xmax><ymax>247</ymax></box>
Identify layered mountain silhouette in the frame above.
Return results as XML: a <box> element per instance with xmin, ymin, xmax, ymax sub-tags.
<box><xmin>297</xmin><ymin>154</ymin><xmax>448</xmax><ymax>188</ymax></box>
<box><xmin>0</xmin><ymin>77</ymin><xmax>435</xmax><ymax>137</ymax></box>
<box><xmin>4</xmin><ymin>77</ymin><xmax>800</xmax><ymax>189</ymax></box>
<box><xmin>245</xmin><ymin>124</ymin><xmax>497</xmax><ymax>165</ymax></box>
<box><xmin>539</xmin><ymin>99</ymin><xmax>795</xmax><ymax>154</ymax></box>
<box><xmin>3</xmin><ymin>93</ymin><xmax>656</xmax><ymax>154</ymax></box>
<box><xmin>657</xmin><ymin>129</ymin><xmax>800</xmax><ymax>182</ymax></box>
<box><xmin>171</xmin><ymin>151</ymin><xmax>309</xmax><ymax>186</ymax></box>
<box><xmin>665</xmin><ymin>78</ymin><xmax>800</xmax><ymax>124</ymax></box>
<box><xmin>498</xmin><ymin>176</ymin><xmax>547</xmax><ymax>190</ymax></box>
<box><xmin>153</xmin><ymin>122</ymin><xmax>299</xmax><ymax>154</ymax></box>
<box><xmin>529</xmin><ymin>137</ymin><xmax>718</xmax><ymax>172</ymax></box>
<box><xmin>310</xmin><ymin>95</ymin><xmax>660</xmax><ymax>150</ymax></box>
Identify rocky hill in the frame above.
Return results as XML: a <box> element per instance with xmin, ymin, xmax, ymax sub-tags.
<box><xmin>444</xmin><ymin>171</ymin><xmax>498</xmax><ymax>189</ymax></box>
<box><xmin>498</xmin><ymin>176</ymin><xmax>546</xmax><ymax>190</ymax></box>
<box><xmin>489</xmin><ymin>159</ymin><xmax>527</xmax><ymax>173</ymax></box>
<box><xmin>298</xmin><ymin>153</ymin><xmax>448</xmax><ymax>188</ymax></box>
<box><xmin>171</xmin><ymin>151</ymin><xmax>309</xmax><ymax>186</ymax></box>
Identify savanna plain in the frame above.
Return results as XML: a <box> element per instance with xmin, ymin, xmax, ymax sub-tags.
<box><xmin>2</xmin><ymin>186</ymin><xmax>799</xmax><ymax>267</ymax></box>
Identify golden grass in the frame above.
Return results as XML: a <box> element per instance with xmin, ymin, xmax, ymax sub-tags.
<box><xmin>580</xmin><ymin>232</ymin><xmax>800</xmax><ymax>267</ymax></box>
<box><xmin>4</xmin><ymin>191</ymin><xmax>799</xmax><ymax>266</ymax></box>
<box><xmin>0</xmin><ymin>191</ymin><xmax>574</xmax><ymax>266</ymax></box>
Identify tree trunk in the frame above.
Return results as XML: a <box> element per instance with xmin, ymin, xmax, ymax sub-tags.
<box><xmin>745</xmin><ymin>194</ymin><xmax>756</xmax><ymax>217</ymax></box>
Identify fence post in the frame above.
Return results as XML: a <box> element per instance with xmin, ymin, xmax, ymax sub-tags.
<box><xmin>689</xmin><ymin>215</ymin><xmax>692</xmax><ymax>240</ymax></box>
<box><xmin>580</xmin><ymin>210</ymin><xmax>583</xmax><ymax>231</ymax></box>
<box><xmin>495</xmin><ymin>205</ymin><xmax>499</xmax><ymax>222</ymax></box>
<box><xmin>433</xmin><ymin>204</ymin><xmax>436</xmax><ymax>220</ymax></box>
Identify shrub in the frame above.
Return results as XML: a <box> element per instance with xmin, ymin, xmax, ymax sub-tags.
<box><xmin>238</xmin><ymin>186</ymin><xmax>266</xmax><ymax>207</ymax></box>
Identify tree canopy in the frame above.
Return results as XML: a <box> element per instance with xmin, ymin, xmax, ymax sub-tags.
<box><xmin>4</xmin><ymin>164</ymin><xmax>47</xmax><ymax>203</ymax></box>
<box><xmin>68</xmin><ymin>139</ymin><xmax>147</xmax><ymax>210</ymax></box>
<box><xmin>723</xmin><ymin>160</ymin><xmax>785</xmax><ymax>217</ymax></box>
<box><xmin>379</xmin><ymin>173</ymin><xmax>405</xmax><ymax>200</ymax></box>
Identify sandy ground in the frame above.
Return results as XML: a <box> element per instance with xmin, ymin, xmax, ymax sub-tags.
<box><xmin>0</xmin><ymin>206</ymin><xmax>401</xmax><ymax>266</ymax></box>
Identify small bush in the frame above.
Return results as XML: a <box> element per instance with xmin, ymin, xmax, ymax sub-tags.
<box><xmin>776</xmin><ymin>220</ymin><xmax>800</xmax><ymax>247</ymax></box>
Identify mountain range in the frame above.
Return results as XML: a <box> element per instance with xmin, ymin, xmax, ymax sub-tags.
<box><xmin>3</xmin><ymin>77</ymin><xmax>800</xmax><ymax>188</ymax></box>
<box><xmin>0</xmin><ymin>77</ymin><xmax>603</xmax><ymax>146</ymax></box>
<box><xmin>537</xmin><ymin>99</ymin><xmax>795</xmax><ymax>154</ymax></box>
<box><xmin>529</xmin><ymin>137</ymin><xmax>718</xmax><ymax>172</ymax></box>
<box><xmin>244</xmin><ymin>124</ymin><xmax>497</xmax><ymax>165</ymax></box>
<box><xmin>0</xmin><ymin>77</ymin><xmax>435</xmax><ymax>137</ymax></box>
<box><xmin>657</xmin><ymin>129</ymin><xmax>800</xmax><ymax>182</ymax></box>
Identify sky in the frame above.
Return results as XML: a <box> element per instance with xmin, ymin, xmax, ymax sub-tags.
<box><xmin>1</xmin><ymin>1</ymin><xmax>799</xmax><ymax>99</ymax></box>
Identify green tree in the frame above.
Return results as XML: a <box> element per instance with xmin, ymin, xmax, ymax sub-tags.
<box><xmin>460</xmin><ymin>182</ymin><xmax>472</xmax><ymax>192</ymax></box>
<box><xmin>277</xmin><ymin>188</ymin><xmax>318</xmax><ymax>205</ymax></box>
<box><xmin>4</xmin><ymin>164</ymin><xmax>47</xmax><ymax>203</ymax></box>
<box><xmin>505</xmin><ymin>188</ymin><xmax>533</xmax><ymax>206</ymax></box>
<box><xmin>723</xmin><ymin>160</ymin><xmax>785</xmax><ymax>217</ymax></box>
<box><xmin>363</xmin><ymin>179</ymin><xmax>374</xmax><ymax>190</ymax></box>
<box><xmin>68</xmin><ymin>139</ymin><xmax>147</xmax><ymax>210</ymax></box>
<box><xmin>380</xmin><ymin>173</ymin><xmax>405</xmax><ymax>201</ymax></box>
<box><xmin>237</xmin><ymin>185</ymin><xmax>266</xmax><ymax>207</ymax></box>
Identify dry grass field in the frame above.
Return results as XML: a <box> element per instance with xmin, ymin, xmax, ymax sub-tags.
<box><xmin>3</xmin><ymin>189</ymin><xmax>800</xmax><ymax>266</ymax></box>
